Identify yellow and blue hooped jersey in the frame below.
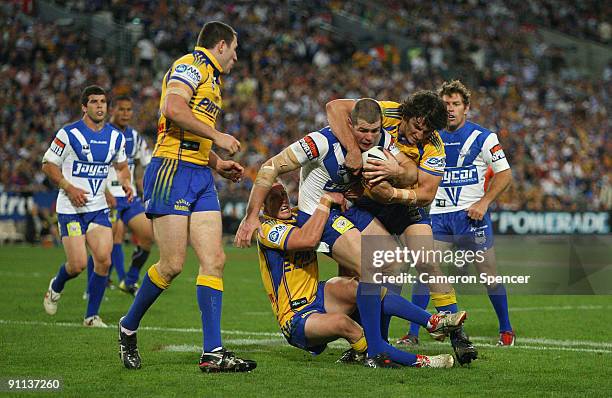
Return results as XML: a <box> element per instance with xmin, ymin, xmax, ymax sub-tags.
<box><xmin>256</xmin><ymin>216</ymin><xmax>320</xmax><ymax>328</ymax></box>
<box><xmin>378</xmin><ymin>100</ymin><xmax>446</xmax><ymax>177</ymax></box>
<box><xmin>154</xmin><ymin>47</ymin><xmax>224</xmax><ymax>166</ymax></box>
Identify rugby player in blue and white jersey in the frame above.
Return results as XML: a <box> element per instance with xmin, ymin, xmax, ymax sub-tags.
<box><xmin>236</xmin><ymin>98</ymin><xmax>466</xmax><ymax>368</ymax></box>
<box><xmin>85</xmin><ymin>96</ymin><xmax>153</xmax><ymax>296</ymax></box>
<box><xmin>42</xmin><ymin>85</ymin><xmax>133</xmax><ymax>327</ymax></box>
<box><xmin>400</xmin><ymin>80</ymin><xmax>515</xmax><ymax>346</ymax></box>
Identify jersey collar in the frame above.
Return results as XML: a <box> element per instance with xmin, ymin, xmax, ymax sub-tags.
<box><xmin>262</xmin><ymin>212</ymin><xmax>297</xmax><ymax>225</ymax></box>
<box><xmin>194</xmin><ymin>46</ymin><xmax>223</xmax><ymax>73</ymax></box>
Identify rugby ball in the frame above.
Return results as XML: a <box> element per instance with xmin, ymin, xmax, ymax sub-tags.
<box><xmin>362</xmin><ymin>146</ymin><xmax>387</xmax><ymax>164</ymax></box>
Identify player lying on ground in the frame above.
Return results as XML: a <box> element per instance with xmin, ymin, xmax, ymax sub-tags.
<box><xmin>326</xmin><ymin>91</ymin><xmax>478</xmax><ymax>364</ymax></box>
<box><xmin>256</xmin><ymin>182</ymin><xmax>467</xmax><ymax>368</ymax></box>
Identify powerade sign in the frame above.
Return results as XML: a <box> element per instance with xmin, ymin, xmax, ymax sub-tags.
<box><xmin>491</xmin><ymin>211</ymin><xmax>610</xmax><ymax>235</ymax></box>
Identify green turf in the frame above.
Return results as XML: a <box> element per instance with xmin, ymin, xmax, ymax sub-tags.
<box><xmin>1</xmin><ymin>244</ymin><xmax>611</xmax><ymax>397</ymax></box>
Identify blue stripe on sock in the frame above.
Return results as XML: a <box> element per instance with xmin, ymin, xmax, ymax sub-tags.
<box><xmin>51</xmin><ymin>264</ymin><xmax>77</xmax><ymax>293</ymax></box>
<box><xmin>111</xmin><ymin>244</ymin><xmax>125</xmax><ymax>281</ymax></box>
<box><xmin>357</xmin><ymin>283</ymin><xmax>384</xmax><ymax>357</ymax></box>
<box><xmin>383</xmin><ymin>291</ymin><xmax>431</xmax><ymax>327</ymax></box>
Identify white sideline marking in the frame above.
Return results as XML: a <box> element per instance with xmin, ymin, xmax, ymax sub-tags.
<box><xmin>2</xmin><ymin>319</ymin><xmax>610</xmax><ymax>355</ymax></box>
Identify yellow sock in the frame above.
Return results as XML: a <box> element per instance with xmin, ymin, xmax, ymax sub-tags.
<box><xmin>431</xmin><ymin>289</ymin><xmax>457</xmax><ymax>308</ymax></box>
<box><xmin>147</xmin><ymin>264</ymin><xmax>170</xmax><ymax>290</ymax></box>
<box><xmin>350</xmin><ymin>335</ymin><xmax>367</xmax><ymax>353</ymax></box>
<box><xmin>196</xmin><ymin>275</ymin><xmax>224</xmax><ymax>291</ymax></box>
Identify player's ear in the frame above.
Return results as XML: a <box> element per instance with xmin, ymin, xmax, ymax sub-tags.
<box><xmin>347</xmin><ymin>116</ymin><xmax>354</xmax><ymax>128</ymax></box>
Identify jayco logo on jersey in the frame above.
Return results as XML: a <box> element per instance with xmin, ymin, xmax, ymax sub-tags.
<box><xmin>440</xmin><ymin>165</ymin><xmax>478</xmax><ymax>187</ymax></box>
<box><xmin>173</xmin><ymin>63</ymin><xmax>202</xmax><ymax>85</ymax></box>
<box><xmin>72</xmin><ymin>161</ymin><xmax>109</xmax><ymax>196</ymax></box>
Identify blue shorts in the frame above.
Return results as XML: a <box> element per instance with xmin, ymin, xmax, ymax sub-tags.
<box><xmin>431</xmin><ymin>210</ymin><xmax>494</xmax><ymax>250</ymax></box>
<box><xmin>296</xmin><ymin>206</ymin><xmax>374</xmax><ymax>254</ymax></box>
<box><xmin>143</xmin><ymin>157</ymin><xmax>220</xmax><ymax>218</ymax></box>
<box><xmin>282</xmin><ymin>281</ymin><xmax>327</xmax><ymax>355</ymax></box>
<box><xmin>111</xmin><ymin>196</ymin><xmax>145</xmax><ymax>224</ymax></box>
<box><xmin>355</xmin><ymin>197</ymin><xmax>430</xmax><ymax>235</ymax></box>
<box><xmin>57</xmin><ymin>209</ymin><xmax>111</xmax><ymax>238</ymax></box>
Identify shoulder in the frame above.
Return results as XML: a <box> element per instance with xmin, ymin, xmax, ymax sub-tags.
<box><xmin>427</xmin><ymin>131</ymin><xmax>445</xmax><ymax>155</ymax></box>
<box><xmin>259</xmin><ymin>219</ymin><xmax>294</xmax><ymax>248</ymax></box>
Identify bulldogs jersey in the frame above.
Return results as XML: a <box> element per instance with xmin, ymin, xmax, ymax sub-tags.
<box><xmin>289</xmin><ymin>126</ymin><xmax>399</xmax><ymax>215</ymax></box>
<box><xmin>430</xmin><ymin>121</ymin><xmax>510</xmax><ymax>214</ymax></box>
<box><xmin>107</xmin><ymin>125</ymin><xmax>151</xmax><ymax>197</ymax></box>
<box><xmin>43</xmin><ymin>120</ymin><xmax>127</xmax><ymax>214</ymax></box>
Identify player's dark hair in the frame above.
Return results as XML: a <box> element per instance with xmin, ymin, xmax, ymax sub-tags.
<box><xmin>351</xmin><ymin>98</ymin><xmax>381</xmax><ymax>125</ymax></box>
<box><xmin>197</xmin><ymin>21</ymin><xmax>237</xmax><ymax>49</ymax></box>
<box><xmin>113</xmin><ymin>95</ymin><xmax>132</xmax><ymax>104</ymax></box>
<box><xmin>80</xmin><ymin>85</ymin><xmax>107</xmax><ymax>106</ymax></box>
<box><xmin>438</xmin><ymin>80</ymin><xmax>471</xmax><ymax>106</ymax></box>
<box><xmin>400</xmin><ymin>90</ymin><xmax>447</xmax><ymax>132</ymax></box>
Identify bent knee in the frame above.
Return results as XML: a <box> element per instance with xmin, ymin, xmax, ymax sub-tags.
<box><xmin>158</xmin><ymin>261</ymin><xmax>184</xmax><ymax>280</ymax></box>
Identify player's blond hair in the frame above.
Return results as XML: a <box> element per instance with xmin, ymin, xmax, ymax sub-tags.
<box><xmin>438</xmin><ymin>80</ymin><xmax>471</xmax><ymax>106</ymax></box>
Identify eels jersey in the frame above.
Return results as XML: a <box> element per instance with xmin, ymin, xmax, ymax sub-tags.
<box><xmin>42</xmin><ymin>120</ymin><xmax>127</xmax><ymax>214</ymax></box>
<box><xmin>154</xmin><ymin>46</ymin><xmax>224</xmax><ymax>166</ymax></box>
<box><xmin>431</xmin><ymin>120</ymin><xmax>510</xmax><ymax>214</ymax></box>
<box><xmin>289</xmin><ymin>126</ymin><xmax>399</xmax><ymax>215</ymax></box>
<box><xmin>257</xmin><ymin>216</ymin><xmax>319</xmax><ymax>329</ymax></box>
<box><xmin>378</xmin><ymin>100</ymin><xmax>446</xmax><ymax>177</ymax></box>
<box><xmin>107</xmin><ymin>125</ymin><xmax>151</xmax><ymax>197</ymax></box>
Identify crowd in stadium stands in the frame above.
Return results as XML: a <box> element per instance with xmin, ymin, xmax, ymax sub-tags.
<box><xmin>1</xmin><ymin>0</ymin><xmax>610</xmax><ymax>221</ymax></box>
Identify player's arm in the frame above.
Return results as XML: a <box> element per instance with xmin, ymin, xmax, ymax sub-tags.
<box><xmin>104</xmin><ymin>187</ymin><xmax>117</xmax><ymax>209</ymax></box>
<box><xmin>114</xmin><ymin>161</ymin><xmax>134</xmax><ymax>202</ymax></box>
<box><xmin>325</xmin><ymin>99</ymin><xmax>362</xmax><ymax>174</ymax></box>
<box><xmin>234</xmin><ymin>147</ymin><xmax>302</xmax><ymax>248</ymax></box>
<box><xmin>282</xmin><ymin>193</ymin><xmax>345</xmax><ymax>250</ymax></box>
<box><xmin>467</xmin><ymin>135</ymin><xmax>512</xmax><ymax>220</ymax></box>
<box><xmin>363</xmin><ymin>150</ymin><xmax>418</xmax><ymax>187</ymax></box>
<box><xmin>161</xmin><ymin>81</ymin><xmax>240</xmax><ymax>155</ymax></box>
<box><xmin>368</xmin><ymin>169</ymin><xmax>442</xmax><ymax>207</ymax></box>
<box><xmin>208</xmin><ymin>150</ymin><xmax>244</xmax><ymax>183</ymax></box>
<box><xmin>42</xmin><ymin>129</ymin><xmax>89</xmax><ymax>207</ymax></box>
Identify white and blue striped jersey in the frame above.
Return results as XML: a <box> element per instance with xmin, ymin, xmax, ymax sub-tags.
<box><xmin>106</xmin><ymin>125</ymin><xmax>151</xmax><ymax>197</ymax></box>
<box><xmin>43</xmin><ymin>120</ymin><xmax>127</xmax><ymax>214</ymax></box>
<box><xmin>289</xmin><ymin>126</ymin><xmax>399</xmax><ymax>215</ymax></box>
<box><xmin>431</xmin><ymin>121</ymin><xmax>510</xmax><ymax>214</ymax></box>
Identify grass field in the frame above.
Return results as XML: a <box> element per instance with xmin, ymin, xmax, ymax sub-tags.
<box><xmin>1</xmin><ymin>243</ymin><xmax>611</xmax><ymax>397</ymax></box>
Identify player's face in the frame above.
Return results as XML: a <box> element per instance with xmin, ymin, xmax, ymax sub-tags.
<box><xmin>265</xmin><ymin>184</ymin><xmax>292</xmax><ymax>220</ymax></box>
<box><xmin>82</xmin><ymin>94</ymin><xmax>108</xmax><ymax>124</ymax></box>
<box><xmin>112</xmin><ymin>99</ymin><xmax>133</xmax><ymax>129</ymax></box>
<box><xmin>351</xmin><ymin>118</ymin><xmax>382</xmax><ymax>151</ymax></box>
<box><xmin>219</xmin><ymin>36</ymin><xmax>238</xmax><ymax>73</ymax></box>
<box><xmin>399</xmin><ymin>117</ymin><xmax>433</xmax><ymax>145</ymax></box>
<box><xmin>442</xmin><ymin>93</ymin><xmax>469</xmax><ymax>131</ymax></box>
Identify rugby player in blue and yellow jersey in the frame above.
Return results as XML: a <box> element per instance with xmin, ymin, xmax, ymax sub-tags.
<box><xmin>327</xmin><ymin>92</ymin><xmax>479</xmax><ymax>365</ymax></box>
<box><xmin>258</xmin><ymin>183</ymin><xmax>460</xmax><ymax>368</ymax></box>
<box><xmin>118</xmin><ymin>21</ymin><xmax>255</xmax><ymax>372</ymax></box>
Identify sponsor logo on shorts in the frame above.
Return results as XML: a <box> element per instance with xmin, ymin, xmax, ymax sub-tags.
<box><xmin>490</xmin><ymin>144</ymin><xmax>506</xmax><ymax>162</ymax></box>
<box><xmin>474</xmin><ymin>229</ymin><xmax>487</xmax><ymax>245</ymax></box>
<box><xmin>298</xmin><ymin>136</ymin><xmax>319</xmax><ymax>160</ymax></box>
<box><xmin>290</xmin><ymin>297</ymin><xmax>308</xmax><ymax>310</ymax></box>
<box><xmin>331</xmin><ymin>216</ymin><xmax>354</xmax><ymax>234</ymax></box>
<box><xmin>66</xmin><ymin>221</ymin><xmax>82</xmax><ymax>237</ymax></box>
<box><xmin>174</xmin><ymin>199</ymin><xmax>190</xmax><ymax>212</ymax></box>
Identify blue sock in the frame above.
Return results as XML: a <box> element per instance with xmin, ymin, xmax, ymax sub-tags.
<box><xmin>409</xmin><ymin>281</ymin><xmax>430</xmax><ymax>336</ymax></box>
<box><xmin>125</xmin><ymin>246</ymin><xmax>150</xmax><ymax>286</ymax></box>
<box><xmin>197</xmin><ymin>285</ymin><xmax>223</xmax><ymax>352</ymax></box>
<box><xmin>487</xmin><ymin>284</ymin><xmax>512</xmax><ymax>332</ymax></box>
<box><xmin>356</xmin><ymin>283</ymin><xmax>384</xmax><ymax>357</ymax></box>
<box><xmin>383</xmin><ymin>291</ymin><xmax>431</xmax><ymax>327</ymax></box>
<box><xmin>121</xmin><ymin>273</ymin><xmax>163</xmax><ymax>331</ymax></box>
<box><xmin>380</xmin><ymin>284</ymin><xmax>402</xmax><ymax>342</ymax></box>
<box><xmin>51</xmin><ymin>264</ymin><xmax>77</xmax><ymax>293</ymax></box>
<box><xmin>380</xmin><ymin>342</ymin><xmax>419</xmax><ymax>366</ymax></box>
<box><xmin>86</xmin><ymin>272</ymin><xmax>107</xmax><ymax>318</ymax></box>
<box><xmin>111</xmin><ymin>244</ymin><xmax>125</xmax><ymax>282</ymax></box>
<box><xmin>86</xmin><ymin>256</ymin><xmax>94</xmax><ymax>294</ymax></box>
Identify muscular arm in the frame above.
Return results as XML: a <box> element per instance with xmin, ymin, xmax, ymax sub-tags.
<box><xmin>362</xmin><ymin>151</ymin><xmax>417</xmax><ymax>187</ymax></box>
<box><xmin>279</xmin><ymin>194</ymin><xmax>338</xmax><ymax>251</ymax></box>
<box><xmin>114</xmin><ymin>160</ymin><xmax>134</xmax><ymax>202</ymax></box>
<box><xmin>162</xmin><ymin>82</ymin><xmax>240</xmax><ymax>155</ymax></box>
<box><xmin>325</xmin><ymin>99</ymin><xmax>362</xmax><ymax>173</ymax></box>
<box><xmin>235</xmin><ymin>147</ymin><xmax>301</xmax><ymax>247</ymax></box>
<box><xmin>42</xmin><ymin>161</ymin><xmax>88</xmax><ymax>207</ymax></box>
<box><xmin>369</xmin><ymin>169</ymin><xmax>441</xmax><ymax>207</ymax></box>
<box><xmin>467</xmin><ymin>168</ymin><xmax>512</xmax><ymax>220</ymax></box>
